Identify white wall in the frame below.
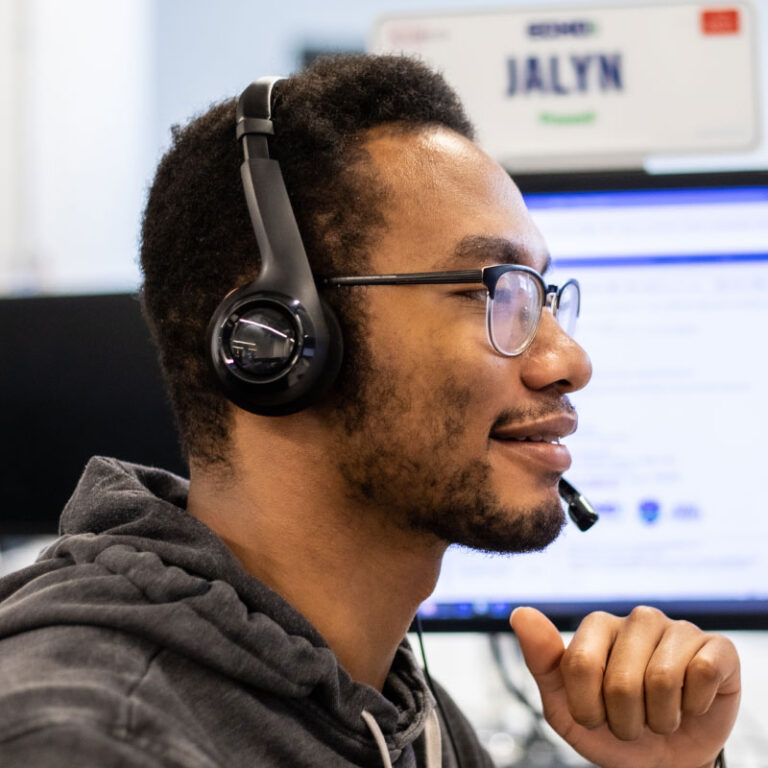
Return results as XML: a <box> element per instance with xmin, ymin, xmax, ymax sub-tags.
<box><xmin>0</xmin><ymin>0</ymin><xmax>152</xmax><ymax>294</ymax></box>
<box><xmin>1</xmin><ymin>0</ymin><xmax>767</xmax><ymax>295</ymax></box>
<box><xmin>0</xmin><ymin>0</ymin><xmax>25</xmax><ymax>287</ymax></box>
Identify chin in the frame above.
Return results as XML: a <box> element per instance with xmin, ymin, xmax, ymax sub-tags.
<box><xmin>422</xmin><ymin>488</ymin><xmax>566</xmax><ymax>555</ymax></box>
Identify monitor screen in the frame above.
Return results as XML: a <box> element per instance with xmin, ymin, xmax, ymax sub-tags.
<box><xmin>0</xmin><ymin>293</ymin><xmax>187</xmax><ymax>536</ymax></box>
<box><xmin>420</xmin><ymin>170</ymin><xmax>768</xmax><ymax>631</ymax></box>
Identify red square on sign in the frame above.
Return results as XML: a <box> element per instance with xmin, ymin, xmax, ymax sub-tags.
<box><xmin>701</xmin><ymin>9</ymin><xmax>740</xmax><ymax>34</ymax></box>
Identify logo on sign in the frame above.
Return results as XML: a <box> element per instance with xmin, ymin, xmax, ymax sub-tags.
<box><xmin>527</xmin><ymin>20</ymin><xmax>597</xmax><ymax>38</ymax></box>
<box><xmin>701</xmin><ymin>8</ymin><xmax>740</xmax><ymax>34</ymax></box>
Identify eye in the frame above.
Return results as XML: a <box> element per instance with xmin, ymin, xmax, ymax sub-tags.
<box><xmin>455</xmin><ymin>289</ymin><xmax>487</xmax><ymax>303</ymax></box>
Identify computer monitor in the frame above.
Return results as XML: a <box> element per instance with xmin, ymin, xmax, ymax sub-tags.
<box><xmin>0</xmin><ymin>293</ymin><xmax>186</xmax><ymax>536</ymax></box>
<box><xmin>420</xmin><ymin>170</ymin><xmax>768</xmax><ymax>631</ymax></box>
<box><xmin>3</xmin><ymin>172</ymin><xmax>767</xmax><ymax>629</ymax></box>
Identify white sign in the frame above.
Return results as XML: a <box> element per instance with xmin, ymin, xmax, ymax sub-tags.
<box><xmin>371</xmin><ymin>3</ymin><xmax>759</xmax><ymax>170</ymax></box>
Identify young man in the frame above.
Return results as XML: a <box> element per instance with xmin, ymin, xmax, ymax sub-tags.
<box><xmin>0</xmin><ymin>55</ymin><xmax>738</xmax><ymax>767</ymax></box>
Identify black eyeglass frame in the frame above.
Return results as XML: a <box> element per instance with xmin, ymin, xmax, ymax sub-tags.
<box><xmin>321</xmin><ymin>264</ymin><xmax>580</xmax><ymax>357</ymax></box>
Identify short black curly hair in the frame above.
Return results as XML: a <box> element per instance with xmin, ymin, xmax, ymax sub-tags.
<box><xmin>140</xmin><ymin>54</ymin><xmax>474</xmax><ymax>466</ymax></box>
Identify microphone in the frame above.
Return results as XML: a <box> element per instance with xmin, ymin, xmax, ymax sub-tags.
<box><xmin>559</xmin><ymin>477</ymin><xmax>599</xmax><ymax>531</ymax></box>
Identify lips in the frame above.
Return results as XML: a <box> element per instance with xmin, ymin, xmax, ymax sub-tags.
<box><xmin>489</xmin><ymin>413</ymin><xmax>577</xmax><ymax>473</ymax></box>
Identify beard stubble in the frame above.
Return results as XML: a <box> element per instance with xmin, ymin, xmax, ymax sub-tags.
<box><xmin>328</xmin><ymin>350</ymin><xmax>566</xmax><ymax>554</ymax></box>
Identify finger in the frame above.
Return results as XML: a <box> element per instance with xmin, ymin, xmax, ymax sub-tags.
<box><xmin>643</xmin><ymin>620</ymin><xmax>708</xmax><ymax>735</ymax></box>
<box><xmin>602</xmin><ymin>606</ymin><xmax>669</xmax><ymax>741</ymax></box>
<box><xmin>512</xmin><ymin>607</ymin><xmax>590</xmax><ymax>741</ymax></box>
<box><xmin>682</xmin><ymin>635</ymin><xmax>741</xmax><ymax>716</ymax></box>
<box><xmin>509</xmin><ymin>606</ymin><xmax>566</xmax><ymax>696</ymax></box>
<box><xmin>509</xmin><ymin>608</ymin><xmax>575</xmax><ymax>741</ymax></box>
<box><xmin>560</xmin><ymin>611</ymin><xmax>620</xmax><ymax>730</ymax></box>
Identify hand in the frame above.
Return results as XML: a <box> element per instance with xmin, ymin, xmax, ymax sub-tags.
<box><xmin>510</xmin><ymin>606</ymin><xmax>740</xmax><ymax>768</ymax></box>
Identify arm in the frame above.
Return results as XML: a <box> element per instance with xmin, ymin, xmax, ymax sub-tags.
<box><xmin>510</xmin><ymin>606</ymin><xmax>740</xmax><ymax>768</ymax></box>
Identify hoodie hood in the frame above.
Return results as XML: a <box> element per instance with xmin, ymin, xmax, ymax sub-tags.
<box><xmin>0</xmin><ymin>457</ymin><xmax>436</xmax><ymax>765</ymax></box>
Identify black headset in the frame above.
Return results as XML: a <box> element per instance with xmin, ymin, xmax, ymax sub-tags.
<box><xmin>206</xmin><ymin>77</ymin><xmax>343</xmax><ymax>416</ymax></box>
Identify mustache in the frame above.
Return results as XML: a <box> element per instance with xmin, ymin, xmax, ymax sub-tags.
<box><xmin>490</xmin><ymin>397</ymin><xmax>577</xmax><ymax>433</ymax></box>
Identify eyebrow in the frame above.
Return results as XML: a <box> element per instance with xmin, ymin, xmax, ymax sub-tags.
<box><xmin>437</xmin><ymin>235</ymin><xmax>552</xmax><ymax>275</ymax></box>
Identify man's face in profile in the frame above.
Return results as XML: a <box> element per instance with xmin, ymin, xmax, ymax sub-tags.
<box><xmin>328</xmin><ymin>126</ymin><xmax>592</xmax><ymax>553</ymax></box>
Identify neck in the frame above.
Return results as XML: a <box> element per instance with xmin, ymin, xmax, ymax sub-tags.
<box><xmin>187</xmin><ymin>418</ymin><xmax>446</xmax><ymax>690</ymax></box>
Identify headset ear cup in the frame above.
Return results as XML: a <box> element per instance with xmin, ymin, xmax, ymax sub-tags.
<box><xmin>206</xmin><ymin>285</ymin><xmax>344</xmax><ymax>416</ymax></box>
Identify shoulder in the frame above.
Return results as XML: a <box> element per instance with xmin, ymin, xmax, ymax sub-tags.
<box><xmin>0</xmin><ymin>625</ymin><xmax>220</xmax><ymax>768</ymax></box>
<box><xmin>0</xmin><ymin>720</ymin><xmax>222</xmax><ymax>767</ymax></box>
<box><xmin>0</xmin><ymin>622</ymin><xmax>153</xmax><ymax>733</ymax></box>
<box><xmin>1</xmin><ymin>722</ymin><xmax>171</xmax><ymax>768</ymax></box>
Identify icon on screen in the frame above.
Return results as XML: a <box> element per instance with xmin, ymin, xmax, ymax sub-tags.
<box><xmin>639</xmin><ymin>499</ymin><xmax>661</xmax><ymax>524</ymax></box>
<box><xmin>672</xmin><ymin>504</ymin><xmax>701</xmax><ymax>520</ymax></box>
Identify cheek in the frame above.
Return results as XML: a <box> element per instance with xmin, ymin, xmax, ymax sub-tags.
<box><xmin>414</xmin><ymin>341</ymin><xmax>508</xmax><ymax>448</ymax></box>
<box><xmin>364</xmin><ymin>290</ymin><xmax>448</xmax><ymax>384</ymax></box>
<box><xmin>364</xmin><ymin>290</ymin><xmax>520</xmax><ymax>423</ymax></box>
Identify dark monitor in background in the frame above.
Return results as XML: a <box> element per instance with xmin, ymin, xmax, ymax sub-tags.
<box><xmin>419</xmin><ymin>169</ymin><xmax>768</xmax><ymax>631</ymax></box>
<box><xmin>0</xmin><ymin>293</ymin><xmax>186</xmax><ymax>535</ymax></box>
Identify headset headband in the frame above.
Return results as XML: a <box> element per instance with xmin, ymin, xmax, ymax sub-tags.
<box><xmin>235</xmin><ymin>78</ymin><xmax>325</xmax><ymax>312</ymax></box>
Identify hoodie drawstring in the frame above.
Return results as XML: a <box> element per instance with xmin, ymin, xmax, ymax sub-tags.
<box><xmin>424</xmin><ymin>708</ymin><xmax>442</xmax><ymax>768</ymax></box>
<box><xmin>362</xmin><ymin>710</ymin><xmax>393</xmax><ymax>768</ymax></box>
<box><xmin>362</xmin><ymin>708</ymin><xmax>442</xmax><ymax>768</ymax></box>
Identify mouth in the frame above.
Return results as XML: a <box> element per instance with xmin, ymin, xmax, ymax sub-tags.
<box><xmin>489</xmin><ymin>414</ymin><xmax>577</xmax><ymax>473</ymax></box>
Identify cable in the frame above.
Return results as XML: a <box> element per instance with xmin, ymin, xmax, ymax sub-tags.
<box><xmin>415</xmin><ymin>614</ymin><xmax>463</xmax><ymax>768</ymax></box>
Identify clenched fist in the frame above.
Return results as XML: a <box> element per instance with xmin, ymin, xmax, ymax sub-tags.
<box><xmin>510</xmin><ymin>606</ymin><xmax>740</xmax><ymax>768</ymax></box>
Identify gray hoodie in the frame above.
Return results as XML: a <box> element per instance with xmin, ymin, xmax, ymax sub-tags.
<box><xmin>0</xmin><ymin>457</ymin><xmax>493</xmax><ymax>767</ymax></box>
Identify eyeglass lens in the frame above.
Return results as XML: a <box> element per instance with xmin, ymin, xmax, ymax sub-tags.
<box><xmin>488</xmin><ymin>271</ymin><xmax>543</xmax><ymax>355</ymax></box>
<box><xmin>489</xmin><ymin>272</ymin><xmax>579</xmax><ymax>356</ymax></box>
<box><xmin>555</xmin><ymin>281</ymin><xmax>579</xmax><ymax>338</ymax></box>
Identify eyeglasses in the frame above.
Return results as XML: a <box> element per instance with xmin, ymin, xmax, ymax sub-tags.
<box><xmin>322</xmin><ymin>264</ymin><xmax>580</xmax><ymax>357</ymax></box>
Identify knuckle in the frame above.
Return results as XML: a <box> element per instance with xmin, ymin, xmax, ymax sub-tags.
<box><xmin>688</xmin><ymin>655</ymin><xmax>721</xmax><ymax>685</ymax></box>
<box><xmin>647</xmin><ymin>712</ymin><xmax>681</xmax><ymax>736</ymax></box>
<box><xmin>579</xmin><ymin>610</ymin><xmax>614</xmax><ymax>629</ymax></box>
<box><xmin>682</xmin><ymin>694</ymin><xmax>708</xmax><ymax>717</ymax></box>
<box><xmin>571</xmin><ymin>709</ymin><xmax>605</xmax><ymax>730</ymax></box>
<box><xmin>561</xmin><ymin>647</ymin><xmax>599</xmax><ymax>680</ymax></box>
<box><xmin>606</xmin><ymin>717</ymin><xmax>642</xmax><ymax>742</ymax></box>
<box><xmin>714</xmin><ymin>635</ymin><xmax>739</xmax><ymax>660</ymax></box>
<box><xmin>541</xmin><ymin>700</ymin><xmax>562</xmax><ymax>727</ymax></box>
<box><xmin>644</xmin><ymin>664</ymin><xmax>680</xmax><ymax>694</ymax></box>
<box><xmin>603</xmin><ymin>672</ymin><xmax>641</xmax><ymax>703</ymax></box>
<box><xmin>628</xmin><ymin>605</ymin><xmax>664</xmax><ymax>624</ymax></box>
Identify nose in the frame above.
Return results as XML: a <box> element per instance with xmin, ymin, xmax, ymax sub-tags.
<box><xmin>520</xmin><ymin>310</ymin><xmax>592</xmax><ymax>393</ymax></box>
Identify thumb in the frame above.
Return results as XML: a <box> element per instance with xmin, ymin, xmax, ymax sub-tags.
<box><xmin>510</xmin><ymin>606</ymin><xmax>566</xmax><ymax>697</ymax></box>
<box><xmin>511</xmin><ymin>609</ymin><xmax>599</xmax><ymax>755</ymax></box>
